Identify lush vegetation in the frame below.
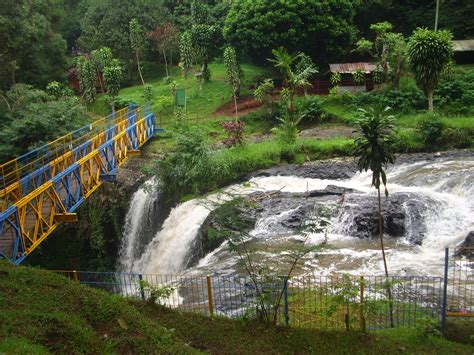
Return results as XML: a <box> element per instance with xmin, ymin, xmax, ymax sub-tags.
<box><xmin>1</xmin><ymin>0</ymin><xmax>473</xmax><ymax>162</ymax></box>
<box><xmin>1</xmin><ymin>261</ymin><xmax>473</xmax><ymax>354</ymax></box>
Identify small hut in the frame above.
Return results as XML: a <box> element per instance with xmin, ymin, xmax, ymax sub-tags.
<box><xmin>453</xmin><ymin>40</ymin><xmax>474</xmax><ymax>64</ymax></box>
<box><xmin>329</xmin><ymin>62</ymin><xmax>376</xmax><ymax>93</ymax></box>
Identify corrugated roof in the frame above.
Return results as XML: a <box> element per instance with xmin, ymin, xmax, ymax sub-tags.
<box><xmin>453</xmin><ymin>40</ymin><xmax>474</xmax><ymax>52</ymax></box>
<box><xmin>329</xmin><ymin>62</ymin><xmax>376</xmax><ymax>74</ymax></box>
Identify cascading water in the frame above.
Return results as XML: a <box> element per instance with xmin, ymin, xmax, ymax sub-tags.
<box><xmin>126</xmin><ymin>155</ymin><xmax>474</xmax><ymax>278</ymax></box>
<box><xmin>118</xmin><ymin>178</ymin><xmax>158</xmax><ymax>272</ymax></box>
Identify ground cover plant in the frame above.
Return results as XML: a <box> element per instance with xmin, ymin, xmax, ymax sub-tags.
<box><xmin>1</xmin><ymin>261</ymin><xmax>473</xmax><ymax>354</ymax></box>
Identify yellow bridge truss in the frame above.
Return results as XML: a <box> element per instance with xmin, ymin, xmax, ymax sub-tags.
<box><xmin>0</xmin><ymin>106</ymin><xmax>160</xmax><ymax>264</ymax></box>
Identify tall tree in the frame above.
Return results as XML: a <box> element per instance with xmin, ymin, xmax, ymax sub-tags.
<box><xmin>0</xmin><ymin>0</ymin><xmax>68</xmax><ymax>89</ymax></box>
<box><xmin>353</xmin><ymin>105</ymin><xmax>396</xmax><ymax>328</ymax></box>
<box><xmin>179</xmin><ymin>32</ymin><xmax>194</xmax><ymax>78</ymax></box>
<box><xmin>223</xmin><ymin>46</ymin><xmax>241</xmax><ymax>119</ymax></box>
<box><xmin>187</xmin><ymin>0</ymin><xmax>222</xmax><ymax>81</ymax></box>
<box><xmin>224</xmin><ymin>0</ymin><xmax>358</xmax><ymax>64</ymax></box>
<box><xmin>129</xmin><ymin>19</ymin><xmax>147</xmax><ymax>86</ymax></box>
<box><xmin>78</xmin><ymin>0</ymin><xmax>169</xmax><ymax>83</ymax></box>
<box><xmin>269</xmin><ymin>47</ymin><xmax>317</xmax><ymax>143</ymax></box>
<box><xmin>407</xmin><ymin>28</ymin><xmax>453</xmax><ymax>112</ymax></box>
<box><xmin>149</xmin><ymin>22</ymin><xmax>180</xmax><ymax>78</ymax></box>
<box><xmin>91</xmin><ymin>47</ymin><xmax>113</xmax><ymax>93</ymax></box>
<box><xmin>356</xmin><ymin>22</ymin><xmax>407</xmax><ymax>90</ymax></box>
<box><xmin>76</xmin><ymin>55</ymin><xmax>97</xmax><ymax>107</ymax></box>
<box><xmin>103</xmin><ymin>59</ymin><xmax>123</xmax><ymax>113</ymax></box>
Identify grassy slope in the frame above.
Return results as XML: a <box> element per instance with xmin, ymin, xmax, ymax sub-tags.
<box><xmin>1</xmin><ymin>262</ymin><xmax>472</xmax><ymax>354</ymax></box>
<box><xmin>0</xmin><ymin>261</ymin><xmax>197</xmax><ymax>354</ymax></box>
<box><xmin>137</xmin><ymin>303</ymin><xmax>473</xmax><ymax>354</ymax></box>
<box><xmin>91</xmin><ymin>62</ymin><xmax>271</xmax><ymax>121</ymax></box>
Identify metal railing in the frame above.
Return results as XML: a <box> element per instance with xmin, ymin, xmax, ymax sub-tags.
<box><xmin>53</xmin><ymin>249</ymin><xmax>473</xmax><ymax>332</ymax></box>
<box><xmin>54</xmin><ymin>271</ymin><xmax>452</xmax><ymax>331</ymax></box>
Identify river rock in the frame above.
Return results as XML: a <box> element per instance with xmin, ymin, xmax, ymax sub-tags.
<box><xmin>307</xmin><ymin>185</ymin><xmax>355</xmax><ymax>197</ymax></box>
<box><xmin>249</xmin><ymin>159</ymin><xmax>358</xmax><ymax>180</ymax></box>
<box><xmin>455</xmin><ymin>232</ymin><xmax>474</xmax><ymax>257</ymax></box>
<box><xmin>341</xmin><ymin>192</ymin><xmax>432</xmax><ymax>244</ymax></box>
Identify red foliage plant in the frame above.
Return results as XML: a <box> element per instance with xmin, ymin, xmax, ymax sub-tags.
<box><xmin>220</xmin><ymin>120</ymin><xmax>245</xmax><ymax>147</ymax></box>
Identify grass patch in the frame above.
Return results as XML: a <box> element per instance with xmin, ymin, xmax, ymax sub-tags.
<box><xmin>134</xmin><ymin>302</ymin><xmax>473</xmax><ymax>354</ymax></box>
<box><xmin>1</xmin><ymin>262</ymin><xmax>472</xmax><ymax>354</ymax></box>
<box><xmin>90</xmin><ymin>62</ymin><xmax>270</xmax><ymax>123</ymax></box>
<box><xmin>0</xmin><ymin>261</ymin><xmax>197</xmax><ymax>354</ymax></box>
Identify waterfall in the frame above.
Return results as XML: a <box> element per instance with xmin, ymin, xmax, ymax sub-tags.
<box><xmin>118</xmin><ymin>178</ymin><xmax>157</xmax><ymax>272</ymax></box>
<box><xmin>131</xmin><ymin>156</ymin><xmax>473</xmax><ymax>277</ymax></box>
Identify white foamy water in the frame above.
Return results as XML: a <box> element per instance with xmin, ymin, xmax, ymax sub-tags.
<box><xmin>119</xmin><ymin>178</ymin><xmax>157</xmax><ymax>272</ymax></box>
<box><xmin>123</xmin><ymin>156</ymin><xmax>474</xmax><ymax>277</ymax></box>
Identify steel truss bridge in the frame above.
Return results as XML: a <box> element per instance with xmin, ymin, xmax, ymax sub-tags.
<box><xmin>0</xmin><ymin>106</ymin><xmax>161</xmax><ymax>264</ymax></box>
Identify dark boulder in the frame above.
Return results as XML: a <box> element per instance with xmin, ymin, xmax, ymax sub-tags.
<box><xmin>455</xmin><ymin>232</ymin><xmax>474</xmax><ymax>257</ymax></box>
<box><xmin>341</xmin><ymin>192</ymin><xmax>434</xmax><ymax>245</ymax></box>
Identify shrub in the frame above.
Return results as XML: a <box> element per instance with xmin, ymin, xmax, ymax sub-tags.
<box><xmin>441</xmin><ymin>127</ymin><xmax>472</xmax><ymax>149</ymax></box>
<box><xmin>220</xmin><ymin>120</ymin><xmax>245</xmax><ymax>147</ymax></box>
<box><xmin>295</xmin><ymin>95</ymin><xmax>324</xmax><ymax>123</ymax></box>
<box><xmin>154</xmin><ymin>95</ymin><xmax>174</xmax><ymax>113</ymax></box>
<box><xmin>393</xmin><ymin>128</ymin><xmax>424</xmax><ymax>153</ymax></box>
<box><xmin>352</xmin><ymin>86</ymin><xmax>425</xmax><ymax>113</ymax></box>
<box><xmin>254</xmin><ymin>79</ymin><xmax>276</xmax><ymax>114</ymax></box>
<box><xmin>241</xmin><ymin>108</ymin><xmax>280</xmax><ymax>123</ymax></box>
<box><xmin>434</xmin><ymin>71</ymin><xmax>474</xmax><ymax>114</ymax></box>
<box><xmin>418</xmin><ymin>114</ymin><xmax>445</xmax><ymax>148</ymax></box>
<box><xmin>114</xmin><ymin>97</ymin><xmax>136</xmax><ymax>110</ymax></box>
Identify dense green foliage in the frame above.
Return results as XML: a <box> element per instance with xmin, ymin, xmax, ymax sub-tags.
<box><xmin>0</xmin><ymin>0</ymin><xmax>68</xmax><ymax>89</ymax></box>
<box><xmin>0</xmin><ymin>85</ymin><xmax>88</xmax><ymax>161</ymax></box>
<box><xmin>224</xmin><ymin>0</ymin><xmax>358</xmax><ymax>64</ymax></box>
<box><xmin>78</xmin><ymin>0</ymin><xmax>169</xmax><ymax>82</ymax></box>
<box><xmin>407</xmin><ymin>28</ymin><xmax>454</xmax><ymax>111</ymax></box>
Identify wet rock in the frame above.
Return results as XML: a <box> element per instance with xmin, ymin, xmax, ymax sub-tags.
<box><xmin>248</xmin><ymin>159</ymin><xmax>358</xmax><ymax>180</ymax></box>
<box><xmin>455</xmin><ymin>232</ymin><xmax>474</xmax><ymax>257</ymax></box>
<box><xmin>342</xmin><ymin>192</ymin><xmax>433</xmax><ymax>245</ymax></box>
<box><xmin>307</xmin><ymin>185</ymin><xmax>355</xmax><ymax>197</ymax></box>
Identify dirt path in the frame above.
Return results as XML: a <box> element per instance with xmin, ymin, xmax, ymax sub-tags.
<box><xmin>213</xmin><ymin>95</ymin><xmax>262</xmax><ymax>118</ymax></box>
<box><xmin>299</xmin><ymin>126</ymin><xmax>354</xmax><ymax>139</ymax></box>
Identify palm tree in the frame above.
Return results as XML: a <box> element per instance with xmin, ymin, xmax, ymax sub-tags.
<box><xmin>353</xmin><ymin>105</ymin><xmax>396</xmax><ymax>327</ymax></box>
<box><xmin>269</xmin><ymin>47</ymin><xmax>317</xmax><ymax>143</ymax></box>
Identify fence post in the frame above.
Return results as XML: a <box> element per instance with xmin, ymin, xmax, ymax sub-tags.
<box><xmin>441</xmin><ymin>247</ymin><xmax>449</xmax><ymax>334</ymax></box>
<box><xmin>72</xmin><ymin>270</ymin><xmax>78</xmax><ymax>284</ymax></box>
<box><xmin>284</xmin><ymin>278</ymin><xmax>289</xmax><ymax>326</ymax></box>
<box><xmin>206</xmin><ymin>275</ymin><xmax>214</xmax><ymax>318</ymax></box>
<box><xmin>360</xmin><ymin>276</ymin><xmax>366</xmax><ymax>332</ymax></box>
<box><xmin>138</xmin><ymin>274</ymin><xmax>145</xmax><ymax>301</ymax></box>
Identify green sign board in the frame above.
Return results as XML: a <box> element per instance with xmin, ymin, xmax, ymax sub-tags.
<box><xmin>175</xmin><ymin>88</ymin><xmax>186</xmax><ymax>107</ymax></box>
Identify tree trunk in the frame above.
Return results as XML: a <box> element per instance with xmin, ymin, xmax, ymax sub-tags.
<box><xmin>127</xmin><ymin>61</ymin><xmax>133</xmax><ymax>84</ymax></box>
<box><xmin>233</xmin><ymin>93</ymin><xmax>238</xmax><ymax>121</ymax></box>
<box><xmin>98</xmin><ymin>71</ymin><xmax>105</xmax><ymax>94</ymax></box>
<box><xmin>435</xmin><ymin>0</ymin><xmax>440</xmax><ymax>30</ymax></box>
<box><xmin>378</xmin><ymin>188</ymin><xmax>394</xmax><ymax>328</ymax></box>
<box><xmin>110</xmin><ymin>100</ymin><xmax>115</xmax><ymax>115</ymax></box>
<box><xmin>136</xmin><ymin>53</ymin><xmax>145</xmax><ymax>86</ymax></box>
<box><xmin>428</xmin><ymin>90</ymin><xmax>434</xmax><ymax>112</ymax></box>
<box><xmin>203</xmin><ymin>61</ymin><xmax>209</xmax><ymax>81</ymax></box>
<box><xmin>163</xmin><ymin>51</ymin><xmax>169</xmax><ymax>78</ymax></box>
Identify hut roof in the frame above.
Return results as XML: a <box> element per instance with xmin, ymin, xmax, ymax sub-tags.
<box><xmin>329</xmin><ymin>62</ymin><xmax>376</xmax><ymax>74</ymax></box>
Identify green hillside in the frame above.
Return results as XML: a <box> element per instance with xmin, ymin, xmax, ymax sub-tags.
<box><xmin>1</xmin><ymin>261</ymin><xmax>472</xmax><ymax>354</ymax></box>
